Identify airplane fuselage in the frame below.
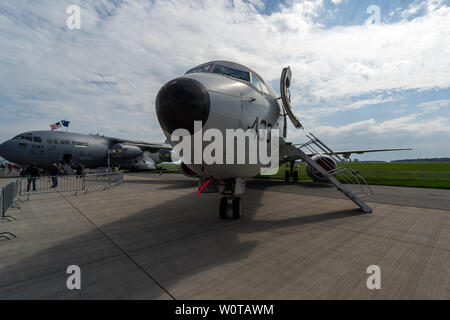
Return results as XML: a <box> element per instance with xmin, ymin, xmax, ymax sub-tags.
<box><xmin>156</xmin><ymin>61</ymin><xmax>283</xmax><ymax>179</ymax></box>
<box><xmin>0</xmin><ymin>131</ymin><xmax>167</xmax><ymax>170</ymax></box>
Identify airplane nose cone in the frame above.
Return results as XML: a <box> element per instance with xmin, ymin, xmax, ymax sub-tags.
<box><xmin>156</xmin><ymin>78</ymin><xmax>210</xmax><ymax>135</ymax></box>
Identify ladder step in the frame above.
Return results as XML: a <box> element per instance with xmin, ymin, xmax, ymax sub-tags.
<box><xmin>284</xmin><ymin>134</ymin><xmax>373</xmax><ymax>213</ymax></box>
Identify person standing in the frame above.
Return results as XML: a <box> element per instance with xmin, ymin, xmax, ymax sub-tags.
<box><xmin>49</xmin><ymin>163</ymin><xmax>59</xmax><ymax>188</ymax></box>
<box><xmin>26</xmin><ymin>163</ymin><xmax>40</xmax><ymax>192</ymax></box>
<box><xmin>75</xmin><ymin>164</ymin><xmax>84</xmax><ymax>178</ymax></box>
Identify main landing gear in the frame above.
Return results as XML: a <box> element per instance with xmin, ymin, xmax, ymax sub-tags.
<box><xmin>284</xmin><ymin>161</ymin><xmax>298</xmax><ymax>183</ymax></box>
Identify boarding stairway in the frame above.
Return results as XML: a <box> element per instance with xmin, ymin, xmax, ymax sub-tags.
<box><xmin>61</xmin><ymin>163</ymin><xmax>75</xmax><ymax>175</ymax></box>
<box><xmin>282</xmin><ymin>133</ymin><xmax>373</xmax><ymax>213</ymax></box>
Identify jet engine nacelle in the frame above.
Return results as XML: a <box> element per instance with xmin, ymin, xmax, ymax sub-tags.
<box><xmin>306</xmin><ymin>155</ymin><xmax>337</xmax><ymax>182</ymax></box>
<box><xmin>180</xmin><ymin>162</ymin><xmax>200</xmax><ymax>178</ymax></box>
<box><xmin>110</xmin><ymin>144</ymin><xmax>143</xmax><ymax>159</ymax></box>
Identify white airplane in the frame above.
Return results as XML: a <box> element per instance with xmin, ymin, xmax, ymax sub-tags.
<box><xmin>155</xmin><ymin>61</ymin><xmax>411</xmax><ymax>219</ymax></box>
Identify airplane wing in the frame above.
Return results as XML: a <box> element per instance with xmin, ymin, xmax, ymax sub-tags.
<box><xmin>123</xmin><ymin>141</ymin><xmax>172</xmax><ymax>150</ymax></box>
<box><xmin>118</xmin><ymin>141</ymin><xmax>172</xmax><ymax>151</ymax></box>
<box><xmin>282</xmin><ymin>142</ymin><xmax>412</xmax><ymax>163</ymax></box>
<box><xmin>300</xmin><ymin>147</ymin><xmax>412</xmax><ymax>158</ymax></box>
<box><xmin>109</xmin><ymin>136</ymin><xmax>172</xmax><ymax>152</ymax></box>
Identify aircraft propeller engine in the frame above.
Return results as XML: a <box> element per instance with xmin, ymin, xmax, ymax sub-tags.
<box><xmin>306</xmin><ymin>155</ymin><xmax>337</xmax><ymax>182</ymax></box>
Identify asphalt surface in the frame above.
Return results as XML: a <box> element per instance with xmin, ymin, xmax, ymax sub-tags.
<box><xmin>247</xmin><ymin>179</ymin><xmax>450</xmax><ymax>211</ymax></box>
<box><xmin>0</xmin><ymin>173</ymin><xmax>449</xmax><ymax>299</ymax></box>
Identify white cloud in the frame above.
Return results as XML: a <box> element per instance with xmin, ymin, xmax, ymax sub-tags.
<box><xmin>400</xmin><ymin>0</ymin><xmax>426</xmax><ymax>18</ymax></box>
<box><xmin>0</xmin><ymin>0</ymin><xmax>449</xmax><ymax>159</ymax></box>
<box><xmin>287</xmin><ymin>113</ymin><xmax>450</xmax><ymax>160</ymax></box>
<box><xmin>301</xmin><ymin>96</ymin><xmax>401</xmax><ymax>117</ymax></box>
<box><xmin>417</xmin><ymin>99</ymin><xmax>450</xmax><ymax>112</ymax></box>
<box><xmin>312</xmin><ymin>113</ymin><xmax>450</xmax><ymax>136</ymax></box>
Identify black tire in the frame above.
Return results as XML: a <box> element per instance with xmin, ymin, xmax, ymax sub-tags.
<box><xmin>232</xmin><ymin>197</ymin><xmax>241</xmax><ymax>220</ymax></box>
<box><xmin>219</xmin><ymin>197</ymin><xmax>228</xmax><ymax>220</ymax></box>
<box><xmin>293</xmin><ymin>170</ymin><xmax>298</xmax><ymax>182</ymax></box>
<box><xmin>284</xmin><ymin>170</ymin><xmax>290</xmax><ymax>182</ymax></box>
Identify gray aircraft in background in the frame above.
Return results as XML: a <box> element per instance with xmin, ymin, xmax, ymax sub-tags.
<box><xmin>0</xmin><ymin>130</ymin><xmax>172</xmax><ymax>171</ymax></box>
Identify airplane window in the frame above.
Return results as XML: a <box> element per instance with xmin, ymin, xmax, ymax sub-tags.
<box><xmin>260</xmin><ymin>82</ymin><xmax>270</xmax><ymax>95</ymax></box>
<box><xmin>251</xmin><ymin>74</ymin><xmax>262</xmax><ymax>91</ymax></box>
<box><xmin>252</xmin><ymin>74</ymin><xmax>269</xmax><ymax>95</ymax></box>
<box><xmin>33</xmin><ymin>137</ymin><xmax>42</xmax><ymax>143</ymax></box>
<box><xmin>24</xmin><ymin>136</ymin><xmax>32</xmax><ymax>141</ymax></box>
<box><xmin>212</xmin><ymin>65</ymin><xmax>250</xmax><ymax>82</ymax></box>
<box><xmin>186</xmin><ymin>64</ymin><xmax>212</xmax><ymax>74</ymax></box>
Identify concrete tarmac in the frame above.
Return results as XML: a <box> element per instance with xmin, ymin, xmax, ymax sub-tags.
<box><xmin>0</xmin><ymin>173</ymin><xmax>449</xmax><ymax>299</ymax></box>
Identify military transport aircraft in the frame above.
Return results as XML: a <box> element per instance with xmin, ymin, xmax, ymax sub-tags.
<box><xmin>0</xmin><ymin>130</ymin><xmax>172</xmax><ymax>171</ymax></box>
<box><xmin>155</xmin><ymin>60</ymin><xmax>411</xmax><ymax>220</ymax></box>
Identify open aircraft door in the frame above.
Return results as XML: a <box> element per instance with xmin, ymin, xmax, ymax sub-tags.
<box><xmin>280</xmin><ymin>66</ymin><xmax>303</xmax><ymax>137</ymax></box>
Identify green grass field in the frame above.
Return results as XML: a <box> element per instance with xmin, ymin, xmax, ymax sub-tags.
<box><xmin>159</xmin><ymin>162</ymin><xmax>450</xmax><ymax>189</ymax></box>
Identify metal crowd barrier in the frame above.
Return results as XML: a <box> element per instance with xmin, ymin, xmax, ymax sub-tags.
<box><xmin>18</xmin><ymin>171</ymin><xmax>124</xmax><ymax>199</ymax></box>
<box><xmin>0</xmin><ymin>179</ymin><xmax>21</xmax><ymax>240</ymax></box>
<box><xmin>0</xmin><ymin>172</ymin><xmax>123</xmax><ymax>241</ymax></box>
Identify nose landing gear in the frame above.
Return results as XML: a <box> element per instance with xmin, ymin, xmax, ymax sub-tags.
<box><xmin>198</xmin><ymin>176</ymin><xmax>245</xmax><ymax>220</ymax></box>
<box><xmin>219</xmin><ymin>196</ymin><xmax>242</xmax><ymax>220</ymax></box>
<box><xmin>217</xmin><ymin>177</ymin><xmax>245</xmax><ymax>220</ymax></box>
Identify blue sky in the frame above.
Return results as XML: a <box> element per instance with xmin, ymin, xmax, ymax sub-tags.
<box><xmin>0</xmin><ymin>0</ymin><xmax>449</xmax><ymax>160</ymax></box>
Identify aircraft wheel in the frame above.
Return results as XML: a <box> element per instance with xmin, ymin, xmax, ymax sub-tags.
<box><xmin>219</xmin><ymin>197</ymin><xmax>228</xmax><ymax>220</ymax></box>
<box><xmin>232</xmin><ymin>197</ymin><xmax>242</xmax><ymax>220</ymax></box>
<box><xmin>293</xmin><ymin>170</ymin><xmax>298</xmax><ymax>182</ymax></box>
<box><xmin>284</xmin><ymin>170</ymin><xmax>290</xmax><ymax>182</ymax></box>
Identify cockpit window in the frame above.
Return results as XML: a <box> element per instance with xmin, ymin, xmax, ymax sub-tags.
<box><xmin>186</xmin><ymin>64</ymin><xmax>212</xmax><ymax>74</ymax></box>
<box><xmin>13</xmin><ymin>135</ymin><xmax>24</xmax><ymax>140</ymax></box>
<box><xmin>260</xmin><ymin>82</ymin><xmax>270</xmax><ymax>95</ymax></box>
<box><xmin>251</xmin><ymin>74</ymin><xmax>270</xmax><ymax>95</ymax></box>
<box><xmin>212</xmin><ymin>65</ymin><xmax>250</xmax><ymax>82</ymax></box>
<box><xmin>24</xmin><ymin>136</ymin><xmax>32</xmax><ymax>142</ymax></box>
<box><xmin>251</xmin><ymin>74</ymin><xmax>262</xmax><ymax>91</ymax></box>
